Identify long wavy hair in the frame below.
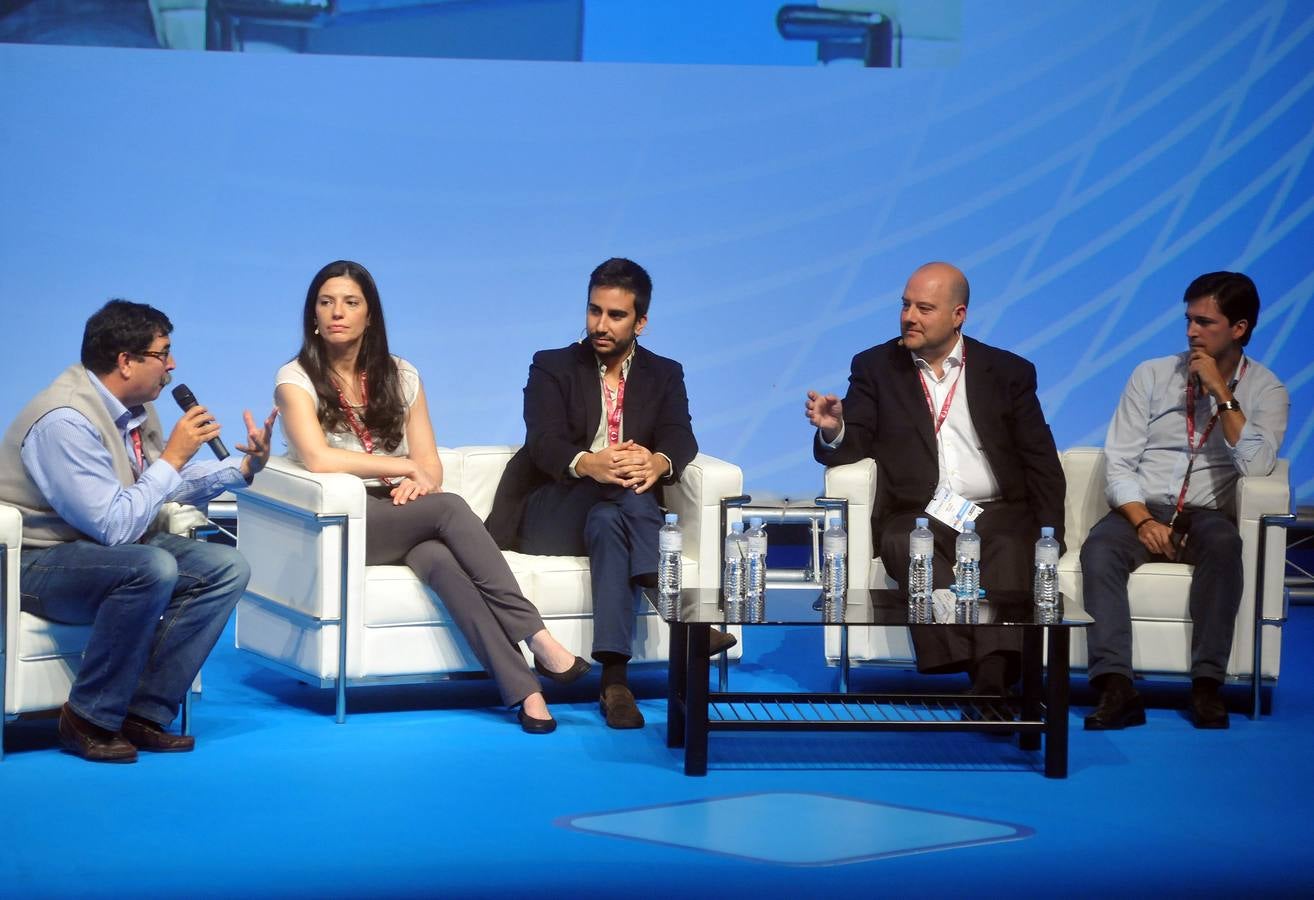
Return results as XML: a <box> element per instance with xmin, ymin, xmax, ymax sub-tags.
<box><xmin>296</xmin><ymin>260</ymin><xmax>406</xmax><ymax>452</ymax></box>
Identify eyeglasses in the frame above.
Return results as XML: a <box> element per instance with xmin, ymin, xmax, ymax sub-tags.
<box><xmin>136</xmin><ymin>349</ymin><xmax>173</xmax><ymax>363</ymax></box>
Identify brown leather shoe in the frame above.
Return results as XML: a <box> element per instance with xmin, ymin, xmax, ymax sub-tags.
<box><xmin>599</xmin><ymin>684</ymin><xmax>645</xmax><ymax>729</ymax></box>
<box><xmin>121</xmin><ymin>715</ymin><xmax>196</xmax><ymax>752</ymax></box>
<box><xmin>58</xmin><ymin>703</ymin><xmax>138</xmax><ymax>763</ymax></box>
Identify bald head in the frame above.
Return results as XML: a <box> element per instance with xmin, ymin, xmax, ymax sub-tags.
<box><xmin>907</xmin><ymin>262</ymin><xmax>970</xmax><ymax>309</ymax></box>
<box><xmin>900</xmin><ymin>261</ymin><xmax>970</xmax><ymax>368</ymax></box>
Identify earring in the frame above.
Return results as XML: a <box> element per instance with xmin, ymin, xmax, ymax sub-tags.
<box><xmin>314</xmin><ymin>327</ymin><xmax>319</xmax><ymax>335</ymax></box>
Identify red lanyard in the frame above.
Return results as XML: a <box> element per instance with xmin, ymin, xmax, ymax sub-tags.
<box><xmin>916</xmin><ymin>342</ymin><xmax>965</xmax><ymax>435</ymax></box>
<box><xmin>336</xmin><ymin>371</ymin><xmax>395</xmax><ymax>485</ymax></box>
<box><xmin>602</xmin><ymin>375</ymin><xmax>626</xmax><ymax>446</ymax></box>
<box><xmin>129</xmin><ymin>427</ymin><xmax>144</xmax><ymax>473</ymax></box>
<box><xmin>1175</xmin><ymin>357</ymin><xmax>1248</xmax><ymax>512</ymax></box>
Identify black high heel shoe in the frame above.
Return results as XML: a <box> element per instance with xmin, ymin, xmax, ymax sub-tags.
<box><xmin>534</xmin><ymin>655</ymin><xmax>591</xmax><ymax>684</ymax></box>
<box><xmin>517</xmin><ymin>705</ymin><xmax>557</xmax><ymax>735</ymax></box>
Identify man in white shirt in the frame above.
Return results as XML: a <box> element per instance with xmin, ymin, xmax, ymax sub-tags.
<box><xmin>807</xmin><ymin>262</ymin><xmax>1067</xmax><ymax>694</ymax></box>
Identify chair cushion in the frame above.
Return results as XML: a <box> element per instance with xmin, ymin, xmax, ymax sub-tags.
<box><xmin>17</xmin><ymin>612</ymin><xmax>90</xmax><ymax>661</ymax></box>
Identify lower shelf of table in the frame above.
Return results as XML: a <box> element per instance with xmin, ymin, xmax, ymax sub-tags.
<box><xmin>701</xmin><ymin>692</ymin><xmax>1044</xmax><ymax>734</ymax></box>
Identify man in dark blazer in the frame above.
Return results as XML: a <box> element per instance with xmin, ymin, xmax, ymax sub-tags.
<box><xmin>806</xmin><ymin>262</ymin><xmax>1066</xmax><ymax>695</ymax></box>
<box><xmin>487</xmin><ymin>258</ymin><xmax>715</xmax><ymax>729</ymax></box>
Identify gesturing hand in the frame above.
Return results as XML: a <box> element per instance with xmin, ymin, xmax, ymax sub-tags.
<box><xmin>805</xmin><ymin>390</ymin><xmax>843</xmax><ymax>441</ymax></box>
<box><xmin>237</xmin><ymin>407</ymin><xmax>278</xmax><ymax>481</ymax></box>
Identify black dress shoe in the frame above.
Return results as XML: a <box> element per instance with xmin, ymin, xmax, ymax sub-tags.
<box><xmin>517</xmin><ymin>707</ymin><xmax>558</xmax><ymax>735</ymax></box>
<box><xmin>58</xmin><ymin>703</ymin><xmax>137</xmax><ymax>763</ymax></box>
<box><xmin>121</xmin><ymin>715</ymin><xmax>196</xmax><ymax>752</ymax></box>
<box><xmin>599</xmin><ymin>684</ymin><xmax>645</xmax><ymax>729</ymax></box>
<box><xmin>533</xmin><ymin>655</ymin><xmax>591</xmax><ymax>684</ymax></box>
<box><xmin>708</xmin><ymin>629</ymin><xmax>737</xmax><ymax>657</ymax></box>
<box><xmin>1084</xmin><ymin>677</ymin><xmax>1146</xmax><ymax>731</ymax></box>
<box><xmin>1190</xmin><ymin>678</ymin><xmax>1229</xmax><ymax>729</ymax></box>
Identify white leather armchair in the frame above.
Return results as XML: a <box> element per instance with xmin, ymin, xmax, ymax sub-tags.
<box><xmin>821</xmin><ymin>450</ymin><xmax>1292</xmax><ymax>709</ymax></box>
<box><xmin>2</xmin><ymin>501</ymin><xmax>211</xmax><ymax>761</ymax></box>
<box><xmin>234</xmin><ymin>447</ymin><xmax>743</xmax><ymax>722</ymax></box>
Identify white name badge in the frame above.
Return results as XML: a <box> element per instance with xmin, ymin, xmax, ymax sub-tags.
<box><xmin>925</xmin><ymin>485</ymin><xmax>982</xmax><ymax>533</ymax></box>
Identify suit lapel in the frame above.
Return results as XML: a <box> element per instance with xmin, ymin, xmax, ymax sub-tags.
<box><xmin>573</xmin><ymin>342</ymin><xmax>603</xmax><ymax>443</ymax></box>
<box><xmin>891</xmin><ymin>344</ymin><xmax>938</xmax><ymax>458</ymax></box>
<box><xmin>963</xmin><ymin>337</ymin><xmax>999</xmax><ymax>447</ymax></box>
<box><xmin>620</xmin><ymin>346</ymin><xmax>652</xmax><ymax>442</ymax></box>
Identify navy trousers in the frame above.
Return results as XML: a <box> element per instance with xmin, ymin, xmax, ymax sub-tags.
<box><xmin>518</xmin><ymin>479</ymin><xmax>662</xmax><ymax>660</ymax></box>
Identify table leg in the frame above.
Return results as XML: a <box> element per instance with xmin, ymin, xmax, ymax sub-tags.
<box><xmin>1044</xmin><ymin>626</ymin><xmax>1072</xmax><ymax>779</ymax></box>
<box><xmin>684</xmin><ymin>624</ymin><xmax>710</xmax><ymax>776</ymax></box>
<box><xmin>1019</xmin><ymin>625</ymin><xmax>1042</xmax><ymax>751</ymax></box>
<box><xmin>667</xmin><ymin>621</ymin><xmax>688</xmax><ymax>749</ymax></box>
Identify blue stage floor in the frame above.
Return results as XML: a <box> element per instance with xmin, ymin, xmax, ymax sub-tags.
<box><xmin>3</xmin><ymin>607</ymin><xmax>1313</xmax><ymax>896</ymax></box>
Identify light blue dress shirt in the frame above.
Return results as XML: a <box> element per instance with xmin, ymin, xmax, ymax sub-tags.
<box><xmin>20</xmin><ymin>372</ymin><xmax>246</xmax><ymax>546</ymax></box>
<box><xmin>1103</xmin><ymin>352</ymin><xmax>1288</xmax><ymax>513</ymax></box>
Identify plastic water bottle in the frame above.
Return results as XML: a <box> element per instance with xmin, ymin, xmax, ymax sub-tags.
<box><xmin>908</xmin><ymin>517</ymin><xmax>934</xmax><ymax>624</ymax></box>
<box><xmin>1034</xmin><ymin>526</ymin><xmax>1060</xmax><ymax>616</ymax></box>
<box><xmin>723</xmin><ymin>521</ymin><xmax>748</xmax><ymax>620</ymax></box>
<box><xmin>745</xmin><ymin>516</ymin><xmax>768</xmax><ymax>621</ymax></box>
<box><xmin>954</xmin><ymin>520</ymin><xmax>981</xmax><ymax>624</ymax></box>
<box><xmin>821</xmin><ymin>516</ymin><xmax>848</xmax><ymax>604</ymax></box>
<box><xmin>657</xmin><ymin>513</ymin><xmax>682</xmax><ymax>617</ymax></box>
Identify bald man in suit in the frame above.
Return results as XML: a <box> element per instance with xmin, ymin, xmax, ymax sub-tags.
<box><xmin>807</xmin><ymin>262</ymin><xmax>1066</xmax><ymax>695</ymax></box>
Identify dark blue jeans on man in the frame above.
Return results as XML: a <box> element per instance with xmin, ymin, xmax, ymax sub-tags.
<box><xmin>1080</xmin><ymin>504</ymin><xmax>1243</xmax><ymax>684</ymax></box>
<box><xmin>19</xmin><ymin>531</ymin><xmax>249</xmax><ymax>731</ymax></box>
<box><xmin>518</xmin><ymin>479</ymin><xmax>662</xmax><ymax>659</ymax></box>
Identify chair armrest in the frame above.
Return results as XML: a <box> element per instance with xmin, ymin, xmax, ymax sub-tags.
<box><xmin>1236</xmin><ymin>459</ymin><xmax>1291</xmax><ymax>622</ymax></box>
<box><xmin>241</xmin><ymin>455</ymin><xmax>367</xmax><ymax>518</ymax></box>
<box><xmin>0</xmin><ymin>503</ymin><xmax>19</xmax><ymax>546</ymax></box>
<box><xmin>823</xmin><ymin>459</ymin><xmax>876</xmax><ymax>590</ymax></box>
<box><xmin>665</xmin><ymin>453</ymin><xmax>744</xmax><ymax>589</ymax></box>
<box><xmin>1236</xmin><ymin>460</ymin><xmax>1290</xmax><ymax>523</ymax></box>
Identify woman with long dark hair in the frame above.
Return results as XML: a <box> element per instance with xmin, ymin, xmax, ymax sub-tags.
<box><xmin>275</xmin><ymin>260</ymin><xmax>588</xmax><ymax>733</ymax></box>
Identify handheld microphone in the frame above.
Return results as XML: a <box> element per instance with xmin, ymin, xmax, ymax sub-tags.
<box><xmin>171</xmin><ymin>384</ymin><xmax>230</xmax><ymax>460</ymax></box>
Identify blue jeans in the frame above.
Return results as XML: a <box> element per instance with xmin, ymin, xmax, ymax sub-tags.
<box><xmin>1080</xmin><ymin>505</ymin><xmax>1243</xmax><ymax>683</ymax></box>
<box><xmin>20</xmin><ymin>532</ymin><xmax>249</xmax><ymax>731</ymax></box>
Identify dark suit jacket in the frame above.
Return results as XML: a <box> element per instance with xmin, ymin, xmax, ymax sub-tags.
<box><xmin>814</xmin><ymin>335</ymin><xmax>1066</xmax><ymax>549</ymax></box>
<box><xmin>486</xmin><ymin>341</ymin><xmax>698</xmax><ymax>550</ymax></box>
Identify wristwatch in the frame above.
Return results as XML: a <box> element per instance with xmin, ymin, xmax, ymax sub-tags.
<box><xmin>1217</xmin><ymin>399</ymin><xmax>1241</xmax><ymax>413</ymax></box>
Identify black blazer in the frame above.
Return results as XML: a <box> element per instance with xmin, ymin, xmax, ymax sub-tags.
<box><xmin>814</xmin><ymin>336</ymin><xmax>1066</xmax><ymax>548</ymax></box>
<box><xmin>486</xmin><ymin>341</ymin><xmax>698</xmax><ymax>550</ymax></box>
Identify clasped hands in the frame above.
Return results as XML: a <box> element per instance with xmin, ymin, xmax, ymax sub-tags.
<box><xmin>579</xmin><ymin>440</ymin><xmax>668</xmax><ymax>493</ymax></box>
<box><xmin>389</xmin><ymin>469</ymin><xmax>441</xmax><ymax>506</ymax></box>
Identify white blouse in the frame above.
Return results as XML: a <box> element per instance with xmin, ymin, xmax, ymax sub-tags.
<box><xmin>276</xmin><ymin>355</ymin><xmax>421</xmax><ymax>487</ymax></box>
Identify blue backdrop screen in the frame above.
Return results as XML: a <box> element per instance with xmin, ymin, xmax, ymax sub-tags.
<box><xmin>1</xmin><ymin>0</ymin><xmax>1311</xmax><ymax>502</ymax></box>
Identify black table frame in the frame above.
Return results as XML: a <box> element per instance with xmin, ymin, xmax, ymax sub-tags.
<box><xmin>661</xmin><ymin>601</ymin><xmax>1079</xmax><ymax>779</ymax></box>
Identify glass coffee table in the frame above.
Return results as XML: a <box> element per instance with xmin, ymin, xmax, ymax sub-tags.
<box><xmin>647</xmin><ymin>587</ymin><xmax>1093</xmax><ymax>779</ymax></box>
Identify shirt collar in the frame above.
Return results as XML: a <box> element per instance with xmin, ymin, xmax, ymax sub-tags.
<box><xmin>595</xmin><ymin>342</ymin><xmax>638</xmax><ymax>381</ymax></box>
<box><xmin>87</xmin><ymin>369</ymin><xmax>149</xmax><ymax>432</ymax></box>
<box><xmin>911</xmin><ymin>334</ymin><xmax>965</xmax><ymax>379</ymax></box>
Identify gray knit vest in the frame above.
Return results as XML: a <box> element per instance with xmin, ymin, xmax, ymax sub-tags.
<box><xmin>0</xmin><ymin>364</ymin><xmax>166</xmax><ymax>547</ymax></box>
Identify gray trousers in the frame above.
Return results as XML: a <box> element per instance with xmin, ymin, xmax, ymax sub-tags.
<box><xmin>365</xmin><ymin>491</ymin><xmax>545</xmax><ymax>706</ymax></box>
<box><xmin>1079</xmin><ymin>505</ymin><xmax>1243</xmax><ymax>683</ymax></box>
